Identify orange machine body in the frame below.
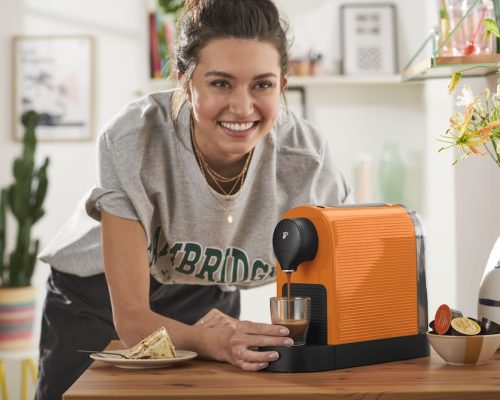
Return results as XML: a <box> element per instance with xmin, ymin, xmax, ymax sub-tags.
<box><xmin>276</xmin><ymin>204</ymin><xmax>424</xmax><ymax>346</ymax></box>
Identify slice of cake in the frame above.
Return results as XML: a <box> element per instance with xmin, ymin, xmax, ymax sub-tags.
<box><xmin>126</xmin><ymin>327</ymin><xmax>176</xmax><ymax>359</ymax></box>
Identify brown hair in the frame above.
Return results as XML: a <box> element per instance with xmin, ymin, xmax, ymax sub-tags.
<box><xmin>171</xmin><ymin>0</ymin><xmax>290</xmax><ymax>122</ymax></box>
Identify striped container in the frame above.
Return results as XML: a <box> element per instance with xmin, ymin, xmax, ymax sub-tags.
<box><xmin>0</xmin><ymin>286</ymin><xmax>36</xmax><ymax>350</ymax></box>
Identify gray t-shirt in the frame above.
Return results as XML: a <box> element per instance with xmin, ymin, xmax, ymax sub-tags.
<box><xmin>39</xmin><ymin>90</ymin><xmax>353</xmax><ymax>288</ymax></box>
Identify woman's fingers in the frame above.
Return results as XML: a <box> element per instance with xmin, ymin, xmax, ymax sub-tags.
<box><xmin>195</xmin><ymin>308</ymin><xmax>238</xmax><ymax>328</ymax></box>
<box><xmin>231</xmin><ymin>334</ymin><xmax>294</xmax><ymax>350</ymax></box>
<box><xmin>227</xmin><ymin>320</ymin><xmax>294</xmax><ymax>371</ymax></box>
<box><xmin>236</xmin><ymin>320</ymin><xmax>290</xmax><ymax>337</ymax></box>
<box><xmin>231</xmin><ymin>344</ymin><xmax>285</xmax><ymax>371</ymax></box>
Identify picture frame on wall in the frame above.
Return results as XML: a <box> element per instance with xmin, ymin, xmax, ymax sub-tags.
<box><xmin>340</xmin><ymin>3</ymin><xmax>398</xmax><ymax>76</ymax></box>
<box><xmin>12</xmin><ymin>35</ymin><xmax>95</xmax><ymax>142</ymax></box>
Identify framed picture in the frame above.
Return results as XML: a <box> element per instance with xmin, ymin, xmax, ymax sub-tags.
<box><xmin>286</xmin><ymin>86</ymin><xmax>306</xmax><ymax>119</ymax></box>
<box><xmin>340</xmin><ymin>3</ymin><xmax>398</xmax><ymax>76</ymax></box>
<box><xmin>12</xmin><ymin>35</ymin><xmax>95</xmax><ymax>141</ymax></box>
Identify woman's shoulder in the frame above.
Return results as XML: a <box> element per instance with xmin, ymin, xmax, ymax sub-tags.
<box><xmin>100</xmin><ymin>89</ymin><xmax>181</xmax><ymax>144</ymax></box>
<box><xmin>272</xmin><ymin>108</ymin><xmax>326</xmax><ymax>161</ymax></box>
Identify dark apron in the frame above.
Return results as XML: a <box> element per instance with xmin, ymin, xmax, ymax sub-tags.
<box><xmin>35</xmin><ymin>267</ymin><xmax>240</xmax><ymax>400</ymax></box>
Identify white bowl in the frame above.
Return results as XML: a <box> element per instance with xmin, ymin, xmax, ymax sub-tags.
<box><xmin>427</xmin><ymin>332</ymin><xmax>500</xmax><ymax>365</ymax></box>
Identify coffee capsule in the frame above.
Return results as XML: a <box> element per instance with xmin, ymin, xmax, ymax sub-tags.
<box><xmin>480</xmin><ymin>317</ymin><xmax>500</xmax><ymax>335</ymax></box>
<box><xmin>450</xmin><ymin>317</ymin><xmax>481</xmax><ymax>336</ymax></box>
<box><xmin>434</xmin><ymin>304</ymin><xmax>463</xmax><ymax>335</ymax></box>
<box><xmin>468</xmin><ymin>317</ymin><xmax>481</xmax><ymax>326</ymax></box>
<box><xmin>428</xmin><ymin>320</ymin><xmax>437</xmax><ymax>334</ymax></box>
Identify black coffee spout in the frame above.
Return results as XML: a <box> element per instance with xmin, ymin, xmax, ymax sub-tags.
<box><xmin>272</xmin><ymin>218</ymin><xmax>318</xmax><ymax>272</ymax></box>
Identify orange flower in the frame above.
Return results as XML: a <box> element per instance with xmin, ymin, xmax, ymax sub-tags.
<box><xmin>440</xmin><ymin>83</ymin><xmax>500</xmax><ymax>167</ymax></box>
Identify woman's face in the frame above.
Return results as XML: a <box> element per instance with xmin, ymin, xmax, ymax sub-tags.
<box><xmin>187</xmin><ymin>38</ymin><xmax>286</xmax><ymax>165</ymax></box>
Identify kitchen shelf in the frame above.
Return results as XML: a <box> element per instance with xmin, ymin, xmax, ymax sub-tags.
<box><xmin>402</xmin><ymin>54</ymin><xmax>500</xmax><ymax>81</ymax></box>
<box><xmin>288</xmin><ymin>74</ymin><xmax>405</xmax><ymax>86</ymax></box>
<box><xmin>402</xmin><ymin>0</ymin><xmax>500</xmax><ymax>81</ymax></box>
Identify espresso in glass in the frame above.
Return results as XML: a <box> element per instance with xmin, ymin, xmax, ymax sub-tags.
<box><xmin>273</xmin><ymin>318</ymin><xmax>308</xmax><ymax>343</ymax></box>
<box><xmin>270</xmin><ymin>296</ymin><xmax>311</xmax><ymax>346</ymax></box>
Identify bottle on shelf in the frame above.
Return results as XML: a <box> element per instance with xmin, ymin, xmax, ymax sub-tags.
<box><xmin>378</xmin><ymin>142</ymin><xmax>405</xmax><ymax>205</ymax></box>
<box><xmin>353</xmin><ymin>153</ymin><xmax>375</xmax><ymax>203</ymax></box>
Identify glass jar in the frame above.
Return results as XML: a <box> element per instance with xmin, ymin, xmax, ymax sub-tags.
<box><xmin>464</xmin><ymin>0</ymin><xmax>496</xmax><ymax>55</ymax></box>
<box><xmin>447</xmin><ymin>0</ymin><xmax>496</xmax><ymax>56</ymax></box>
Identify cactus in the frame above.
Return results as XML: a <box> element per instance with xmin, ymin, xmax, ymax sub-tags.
<box><xmin>0</xmin><ymin>189</ymin><xmax>6</xmax><ymax>281</ymax></box>
<box><xmin>157</xmin><ymin>0</ymin><xmax>184</xmax><ymax>14</ymax></box>
<box><xmin>0</xmin><ymin>111</ymin><xmax>49</xmax><ymax>287</ymax></box>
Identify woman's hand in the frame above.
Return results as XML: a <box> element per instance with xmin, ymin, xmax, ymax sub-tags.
<box><xmin>227</xmin><ymin>320</ymin><xmax>293</xmax><ymax>371</ymax></box>
<box><xmin>194</xmin><ymin>308</ymin><xmax>238</xmax><ymax>329</ymax></box>
<box><xmin>200</xmin><ymin>317</ymin><xmax>293</xmax><ymax>371</ymax></box>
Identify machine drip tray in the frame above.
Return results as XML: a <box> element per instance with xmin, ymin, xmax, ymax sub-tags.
<box><xmin>261</xmin><ymin>333</ymin><xmax>429</xmax><ymax>373</ymax></box>
<box><xmin>261</xmin><ymin>345</ymin><xmax>336</xmax><ymax>372</ymax></box>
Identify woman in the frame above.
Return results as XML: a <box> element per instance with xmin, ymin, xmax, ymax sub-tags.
<box><xmin>36</xmin><ymin>0</ymin><xmax>352</xmax><ymax>398</ymax></box>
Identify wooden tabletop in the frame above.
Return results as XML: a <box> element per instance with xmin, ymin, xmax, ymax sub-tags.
<box><xmin>64</xmin><ymin>341</ymin><xmax>500</xmax><ymax>400</ymax></box>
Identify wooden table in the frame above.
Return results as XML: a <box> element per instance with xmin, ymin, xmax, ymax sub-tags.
<box><xmin>64</xmin><ymin>341</ymin><xmax>500</xmax><ymax>400</ymax></box>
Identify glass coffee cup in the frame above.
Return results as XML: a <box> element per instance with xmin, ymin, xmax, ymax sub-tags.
<box><xmin>270</xmin><ymin>296</ymin><xmax>311</xmax><ymax>346</ymax></box>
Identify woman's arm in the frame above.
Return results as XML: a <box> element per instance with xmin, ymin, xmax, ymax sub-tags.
<box><xmin>100</xmin><ymin>210</ymin><xmax>213</xmax><ymax>353</ymax></box>
<box><xmin>100</xmin><ymin>210</ymin><xmax>292</xmax><ymax>370</ymax></box>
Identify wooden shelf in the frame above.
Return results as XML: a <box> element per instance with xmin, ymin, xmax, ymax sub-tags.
<box><xmin>402</xmin><ymin>54</ymin><xmax>500</xmax><ymax>81</ymax></box>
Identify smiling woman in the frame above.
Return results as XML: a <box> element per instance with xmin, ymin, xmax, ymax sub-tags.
<box><xmin>188</xmin><ymin>38</ymin><xmax>284</xmax><ymax>211</ymax></box>
<box><xmin>189</xmin><ymin>38</ymin><xmax>285</xmax><ymax>166</ymax></box>
<box><xmin>34</xmin><ymin>1</ymin><xmax>353</xmax><ymax>399</ymax></box>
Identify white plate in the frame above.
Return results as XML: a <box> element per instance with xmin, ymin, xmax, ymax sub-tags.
<box><xmin>90</xmin><ymin>349</ymin><xmax>197</xmax><ymax>369</ymax></box>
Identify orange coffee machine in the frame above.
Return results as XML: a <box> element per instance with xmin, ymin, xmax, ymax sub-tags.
<box><xmin>265</xmin><ymin>204</ymin><xmax>429</xmax><ymax>372</ymax></box>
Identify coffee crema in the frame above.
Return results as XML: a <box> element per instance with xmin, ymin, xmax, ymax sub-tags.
<box><xmin>272</xmin><ymin>319</ymin><xmax>308</xmax><ymax>339</ymax></box>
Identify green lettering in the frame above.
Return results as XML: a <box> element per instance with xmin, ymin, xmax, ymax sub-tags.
<box><xmin>159</xmin><ymin>242</ymin><xmax>168</xmax><ymax>258</ymax></box>
<box><xmin>168</xmin><ymin>242</ymin><xmax>182</xmax><ymax>265</ymax></box>
<box><xmin>176</xmin><ymin>243</ymin><xmax>202</xmax><ymax>275</ymax></box>
<box><xmin>231</xmin><ymin>248</ymin><xmax>249</xmax><ymax>283</ymax></box>
<box><xmin>195</xmin><ymin>247</ymin><xmax>222</xmax><ymax>282</ymax></box>
<box><xmin>217</xmin><ymin>248</ymin><xmax>231</xmax><ymax>283</ymax></box>
<box><xmin>251</xmin><ymin>260</ymin><xmax>269</xmax><ymax>281</ymax></box>
<box><xmin>148</xmin><ymin>226</ymin><xmax>162</xmax><ymax>266</ymax></box>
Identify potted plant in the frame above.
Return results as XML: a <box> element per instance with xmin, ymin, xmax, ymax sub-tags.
<box><xmin>0</xmin><ymin>110</ymin><xmax>49</xmax><ymax>350</ymax></box>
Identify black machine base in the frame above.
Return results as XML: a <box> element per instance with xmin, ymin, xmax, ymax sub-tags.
<box><xmin>261</xmin><ymin>333</ymin><xmax>429</xmax><ymax>372</ymax></box>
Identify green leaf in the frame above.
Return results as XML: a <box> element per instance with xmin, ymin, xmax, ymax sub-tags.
<box><xmin>448</xmin><ymin>72</ymin><xmax>462</xmax><ymax>94</ymax></box>
<box><xmin>158</xmin><ymin>0</ymin><xmax>184</xmax><ymax>14</ymax></box>
<box><xmin>484</xmin><ymin>19</ymin><xmax>500</xmax><ymax>41</ymax></box>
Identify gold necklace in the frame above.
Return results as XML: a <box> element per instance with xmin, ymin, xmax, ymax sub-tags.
<box><xmin>203</xmin><ymin>162</ymin><xmax>244</xmax><ymax>183</ymax></box>
<box><xmin>191</xmin><ymin>118</ymin><xmax>251</xmax><ymax>189</ymax></box>
<box><xmin>191</xmin><ymin>118</ymin><xmax>253</xmax><ymax>223</ymax></box>
<box><xmin>196</xmin><ymin>148</ymin><xmax>251</xmax><ymax>195</ymax></box>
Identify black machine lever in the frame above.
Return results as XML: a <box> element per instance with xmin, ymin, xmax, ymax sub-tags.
<box><xmin>272</xmin><ymin>218</ymin><xmax>318</xmax><ymax>272</ymax></box>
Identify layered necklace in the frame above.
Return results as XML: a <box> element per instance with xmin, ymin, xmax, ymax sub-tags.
<box><xmin>191</xmin><ymin>117</ymin><xmax>253</xmax><ymax>224</ymax></box>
